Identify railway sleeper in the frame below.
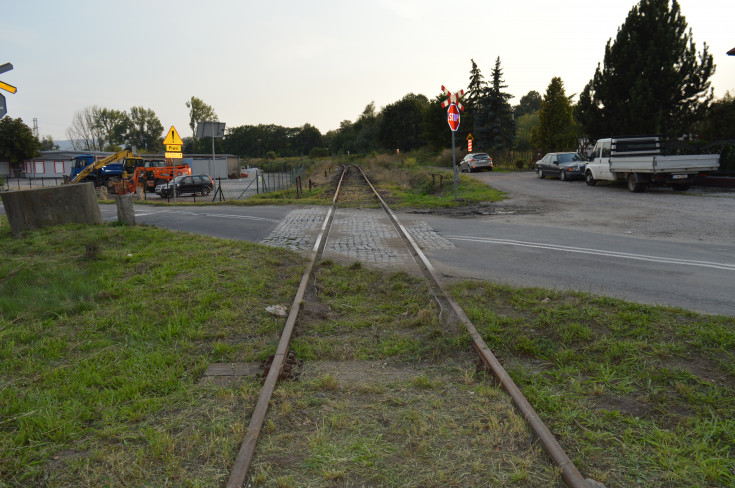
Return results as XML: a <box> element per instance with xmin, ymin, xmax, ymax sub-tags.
<box><xmin>260</xmin><ymin>350</ymin><xmax>303</xmax><ymax>381</ymax></box>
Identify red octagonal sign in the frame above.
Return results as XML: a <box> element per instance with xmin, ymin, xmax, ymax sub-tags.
<box><xmin>447</xmin><ymin>103</ymin><xmax>460</xmax><ymax>132</ymax></box>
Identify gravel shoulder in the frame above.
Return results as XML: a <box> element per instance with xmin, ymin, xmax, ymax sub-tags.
<box><xmin>461</xmin><ymin>171</ymin><xmax>735</xmax><ymax>245</ymax></box>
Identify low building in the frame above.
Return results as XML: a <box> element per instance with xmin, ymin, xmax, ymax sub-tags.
<box><xmin>2</xmin><ymin>151</ymin><xmax>241</xmax><ymax>179</ymax></box>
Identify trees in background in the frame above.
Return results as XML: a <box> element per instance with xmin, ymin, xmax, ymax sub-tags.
<box><xmin>533</xmin><ymin>77</ymin><xmax>577</xmax><ymax>152</ymax></box>
<box><xmin>473</xmin><ymin>57</ymin><xmax>516</xmax><ymax>153</ymax></box>
<box><xmin>576</xmin><ymin>0</ymin><xmax>714</xmax><ymax>140</ymax></box>
<box><xmin>0</xmin><ymin>117</ymin><xmax>39</xmax><ymax>164</ymax></box>
<box><xmin>65</xmin><ymin>105</ymin><xmax>163</xmax><ymax>152</ymax></box>
<box><xmin>378</xmin><ymin>93</ymin><xmax>428</xmax><ymax>152</ymax></box>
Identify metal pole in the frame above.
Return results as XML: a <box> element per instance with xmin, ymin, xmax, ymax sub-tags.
<box><xmin>211</xmin><ymin>123</ymin><xmax>216</xmax><ymax>181</ymax></box>
<box><xmin>452</xmin><ymin>131</ymin><xmax>458</xmax><ymax>200</ymax></box>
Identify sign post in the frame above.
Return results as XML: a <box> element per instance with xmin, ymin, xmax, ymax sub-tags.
<box><xmin>441</xmin><ymin>85</ymin><xmax>467</xmax><ymax>200</ymax></box>
<box><xmin>163</xmin><ymin>126</ymin><xmax>184</xmax><ymax>203</ymax></box>
<box><xmin>0</xmin><ymin>62</ymin><xmax>15</xmax><ymax>118</ymax></box>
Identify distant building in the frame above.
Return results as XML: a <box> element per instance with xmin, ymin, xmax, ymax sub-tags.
<box><xmin>1</xmin><ymin>151</ymin><xmax>241</xmax><ymax>179</ymax></box>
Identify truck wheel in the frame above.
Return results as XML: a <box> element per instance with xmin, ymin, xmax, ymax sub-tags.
<box><xmin>585</xmin><ymin>171</ymin><xmax>596</xmax><ymax>186</ymax></box>
<box><xmin>627</xmin><ymin>173</ymin><xmax>646</xmax><ymax>193</ymax></box>
<box><xmin>537</xmin><ymin>168</ymin><xmax>545</xmax><ymax>179</ymax></box>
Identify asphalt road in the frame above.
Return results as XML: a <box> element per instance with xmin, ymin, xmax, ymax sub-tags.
<box><xmin>2</xmin><ymin>173</ymin><xmax>734</xmax><ymax>316</ymax></box>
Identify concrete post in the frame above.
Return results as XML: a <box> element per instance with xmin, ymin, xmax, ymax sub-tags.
<box><xmin>0</xmin><ymin>182</ymin><xmax>103</xmax><ymax>238</ymax></box>
<box><xmin>115</xmin><ymin>194</ymin><xmax>136</xmax><ymax>225</ymax></box>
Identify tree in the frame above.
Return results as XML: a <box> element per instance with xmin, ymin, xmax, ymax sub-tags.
<box><xmin>576</xmin><ymin>0</ymin><xmax>714</xmax><ymax>140</ymax></box>
<box><xmin>94</xmin><ymin>108</ymin><xmax>130</xmax><ymax>151</ymax></box>
<box><xmin>66</xmin><ymin>106</ymin><xmax>104</xmax><ymax>151</ymax></box>
<box><xmin>378</xmin><ymin>93</ymin><xmax>429</xmax><ymax>152</ymax></box>
<box><xmin>127</xmin><ymin>106</ymin><xmax>163</xmax><ymax>152</ymax></box>
<box><xmin>461</xmin><ymin>59</ymin><xmax>486</xmax><ymax>142</ymax></box>
<box><xmin>186</xmin><ymin>96</ymin><xmax>218</xmax><ymax>139</ymax></box>
<box><xmin>0</xmin><ymin>117</ymin><xmax>40</xmax><ymax>163</ymax></box>
<box><xmin>423</xmin><ymin>93</ymin><xmax>452</xmax><ymax>151</ymax></box>
<box><xmin>515</xmin><ymin>112</ymin><xmax>540</xmax><ymax>151</ymax></box>
<box><xmin>39</xmin><ymin>135</ymin><xmax>59</xmax><ymax>151</ymax></box>
<box><xmin>293</xmin><ymin>123</ymin><xmax>324</xmax><ymax>155</ymax></box>
<box><xmin>514</xmin><ymin>91</ymin><xmax>542</xmax><ymax>118</ymax></box>
<box><xmin>474</xmin><ymin>57</ymin><xmax>515</xmax><ymax>152</ymax></box>
<box><xmin>533</xmin><ymin>77</ymin><xmax>577</xmax><ymax>152</ymax></box>
<box><xmin>696</xmin><ymin>92</ymin><xmax>735</xmax><ymax>141</ymax></box>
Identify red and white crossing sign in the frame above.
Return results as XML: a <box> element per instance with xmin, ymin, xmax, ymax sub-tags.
<box><xmin>447</xmin><ymin>103</ymin><xmax>460</xmax><ymax>132</ymax></box>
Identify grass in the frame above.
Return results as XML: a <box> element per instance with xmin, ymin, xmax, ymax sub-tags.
<box><xmin>1</xmin><ymin>214</ymin><xmax>733</xmax><ymax>487</ymax></box>
<box><xmin>0</xmin><ymin>219</ymin><xmax>305</xmax><ymax>486</ymax></box>
<box><xmin>450</xmin><ymin>282</ymin><xmax>735</xmax><ymax>487</ymax></box>
<box><xmin>131</xmin><ymin>155</ymin><xmax>505</xmax><ymax>209</ymax></box>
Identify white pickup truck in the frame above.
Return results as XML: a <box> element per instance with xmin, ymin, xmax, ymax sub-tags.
<box><xmin>584</xmin><ymin>136</ymin><xmax>720</xmax><ymax>192</ymax></box>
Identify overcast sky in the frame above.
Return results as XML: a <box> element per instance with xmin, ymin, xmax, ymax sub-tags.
<box><xmin>3</xmin><ymin>0</ymin><xmax>733</xmax><ymax>141</ymax></box>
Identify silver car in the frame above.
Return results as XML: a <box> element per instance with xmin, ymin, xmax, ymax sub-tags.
<box><xmin>459</xmin><ymin>153</ymin><xmax>494</xmax><ymax>173</ymax></box>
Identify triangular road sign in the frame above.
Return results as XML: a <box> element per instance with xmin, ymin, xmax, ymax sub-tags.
<box><xmin>163</xmin><ymin>126</ymin><xmax>184</xmax><ymax>145</ymax></box>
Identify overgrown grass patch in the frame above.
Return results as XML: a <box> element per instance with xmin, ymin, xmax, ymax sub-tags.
<box><xmin>0</xmin><ymin>221</ymin><xmax>305</xmax><ymax>486</ymax></box>
<box><xmin>451</xmin><ymin>281</ymin><xmax>735</xmax><ymax>487</ymax></box>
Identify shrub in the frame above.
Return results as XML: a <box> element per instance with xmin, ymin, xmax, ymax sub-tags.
<box><xmin>264</xmin><ymin>151</ymin><xmax>277</xmax><ymax>160</ymax></box>
<box><xmin>309</xmin><ymin>147</ymin><xmax>329</xmax><ymax>158</ymax></box>
<box><xmin>515</xmin><ymin>158</ymin><xmax>525</xmax><ymax>169</ymax></box>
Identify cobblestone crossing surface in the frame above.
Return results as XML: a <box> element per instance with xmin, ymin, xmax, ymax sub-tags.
<box><xmin>259</xmin><ymin>207</ymin><xmax>455</xmax><ymax>269</ymax></box>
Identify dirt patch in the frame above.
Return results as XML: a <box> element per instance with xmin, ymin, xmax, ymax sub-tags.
<box><xmin>409</xmin><ymin>201</ymin><xmax>539</xmax><ymax>217</ymax></box>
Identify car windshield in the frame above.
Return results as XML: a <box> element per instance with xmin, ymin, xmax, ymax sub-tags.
<box><xmin>473</xmin><ymin>153</ymin><xmax>490</xmax><ymax>159</ymax></box>
<box><xmin>557</xmin><ymin>153</ymin><xmax>585</xmax><ymax>163</ymax></box>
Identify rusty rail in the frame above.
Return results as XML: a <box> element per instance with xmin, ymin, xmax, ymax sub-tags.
<box><xmin>225</xmin><ymin>166</ymin><xmax>346</xmax><ymax>488</ymax></box>
<box><xmin>227</xmin><ymin>164</ymin><xmax>589</xmax><ymax>488</ymax></box>
<box><xmin>353</xmin><ymin>165</ymin><xmax>589</xmax><ymax>488</ymax></box>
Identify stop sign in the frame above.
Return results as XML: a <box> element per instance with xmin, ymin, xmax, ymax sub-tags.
<box><xmin>447</xmin><ymin>103</ymin><xmax>460</xmax><ymax>131</ymax></box>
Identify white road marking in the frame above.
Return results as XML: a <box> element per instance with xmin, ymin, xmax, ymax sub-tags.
<box><xmin>446</xmin><ymin>235</ymin><xmax>735</xmax><ymax>272</ymax></box>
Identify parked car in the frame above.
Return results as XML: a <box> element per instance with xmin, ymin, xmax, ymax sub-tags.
<box><xmin>459</xmin><ymin>153</ymin><xmax>493</xmax><ymax>172</ymax></box>
<box><xmin>535</xmin><ymin>152</ymin><xmax>587</xmax><ymax>181</ymax></box>
<box><xmin>157</xmin><ymin>174</ymin><xmax>214</xmax><ymax>197</ymax></box>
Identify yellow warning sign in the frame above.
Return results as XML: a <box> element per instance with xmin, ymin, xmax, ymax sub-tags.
<box><xmin>163</xmin><ymin>126</ymin><xmax>184</xmax><ymax>145</ymax></box>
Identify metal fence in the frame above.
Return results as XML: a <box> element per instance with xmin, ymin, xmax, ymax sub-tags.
<box><xmin>1</xmin><ymin>177</ymin><xmax>65</xmax><ymax>192</ymax></box>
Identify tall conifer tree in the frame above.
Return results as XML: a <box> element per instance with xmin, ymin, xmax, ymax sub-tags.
<box><xmin>577</xmin><ymin>0</ymin><xmax>714</xmax><ymax>140</ymax></box>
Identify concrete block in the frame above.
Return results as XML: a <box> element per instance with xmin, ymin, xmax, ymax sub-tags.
<box><xmin>0</xmin><ymin>182</ymin><xmax>103</xmax><ymax>238</ymax></box>
<box><xmin>115</xmin><ymin>194</ymin><xmax>136</xmax><ymax>225</ymax></box>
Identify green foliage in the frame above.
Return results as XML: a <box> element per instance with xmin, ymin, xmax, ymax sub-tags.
<box><xmin>515</xmin><ymin>111</ymin><xmax>539</xmax><ymax>151</ymax></box>
<box><xmin>377</xmin><ymin>93</ymin><xmax>429</xmax><ymax>152</ymax></box>
<box><xmin>696</xmin><ymin>92</ymin><xmax>735</xmax><ymax>141</ymax></box>
<box><xmin>0</xmin><ymin>117</ymin><xmax>40</xmax><ymax>163</ymax></box>
<box><xmin>533</xmin><ymin>77</ymin><xmax>577</xmax><ymax>152</ymax></box>
<box><xmin>185</xmin><ymin>96</ymin><xmax>218</xmax><ymax>139</ymax></box>
<box><xmin>127</xmin><ymin>106</ymin><xmax>164</xmax><ymax>152</ymax></box>
<box><xmin>94</xmin><ymin>107</ymin><xmax>131</xmax><ymax>151</ymax></box>
<box><xmin>38</xmin><ymin>135</ymin><xmax>59</xmax><ymax>151</ymax></box>
<box><xmin>66</xmin><ymin>106</ymin><xmax>163</xmax><ymax>152</ymax></box>
<box><xmin>309</xmin><ymin>147</ymin><xmax>329</xmax><ymax>158</ymax></box>
<box><xmin>223</xmin><ymin>123</ymin><xmax>324</xmax><ymax>158</ymax></box>
<box><xmin>514</xmin><ymin>90</ymin><xmax>542</xmax><ymax>118</ymax></box>
<box><xmin>576</xmin><ymin>0</ymin><xmax>715</xmax><ymax>140</ymax></box>
<box><xmin>265</xmin><ymin>150</ymin><xmax>277</xmax><ymax>160</ymax></box>
<box><xmin>472</xmin><ymin>57</ymin><xmax>515</xmax><ymax>153</ymax></box>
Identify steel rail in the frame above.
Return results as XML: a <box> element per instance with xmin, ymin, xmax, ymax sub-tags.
<box><xmin>225</xmin><ymin>166</ymin><xmax>347</xmax><ymax>488</ymax></box>
<box><xmin>352</xmin><ymin>165</ymin><xmax>589</xmax><ymax>488</ymax></box>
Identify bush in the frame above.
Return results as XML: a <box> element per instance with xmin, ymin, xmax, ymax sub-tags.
<box><xmin>264</xmin><ymin>151</ymin><xmax>277</xmax><ymax>160</ymax></box>
<box><xmin>309</xmin><ymin>147</ymin><xmax>329</xmax><ymax>158</ymax></box>
<box><xmin>515</xmin><ymin>158</ymin><xmax>525</xmax><ymax>169</ymax></box>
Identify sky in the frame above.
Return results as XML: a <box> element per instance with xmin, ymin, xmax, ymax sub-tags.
<box><xmin>2</xmin><ymin>0</ymin><xmax>734</xmax><ymax>142</ymax></box>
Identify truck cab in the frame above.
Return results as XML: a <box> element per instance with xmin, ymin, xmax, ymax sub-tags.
<box><xmin>586</xmin><ymin>139</ymin><xmax>614</xmax><ymax>184</ymax></box>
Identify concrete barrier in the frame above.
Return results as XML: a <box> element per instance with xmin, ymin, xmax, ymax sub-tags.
<box><xmin>0</xmin><ymin>182</ymin><xmax>103</xmax><ymax>238</ymax></box>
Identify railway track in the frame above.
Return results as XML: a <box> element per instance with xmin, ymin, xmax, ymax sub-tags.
<box><xmin>226</xmin><ymin>165</ymin><xmax>591</xmax><ymax>488</ymax></box>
